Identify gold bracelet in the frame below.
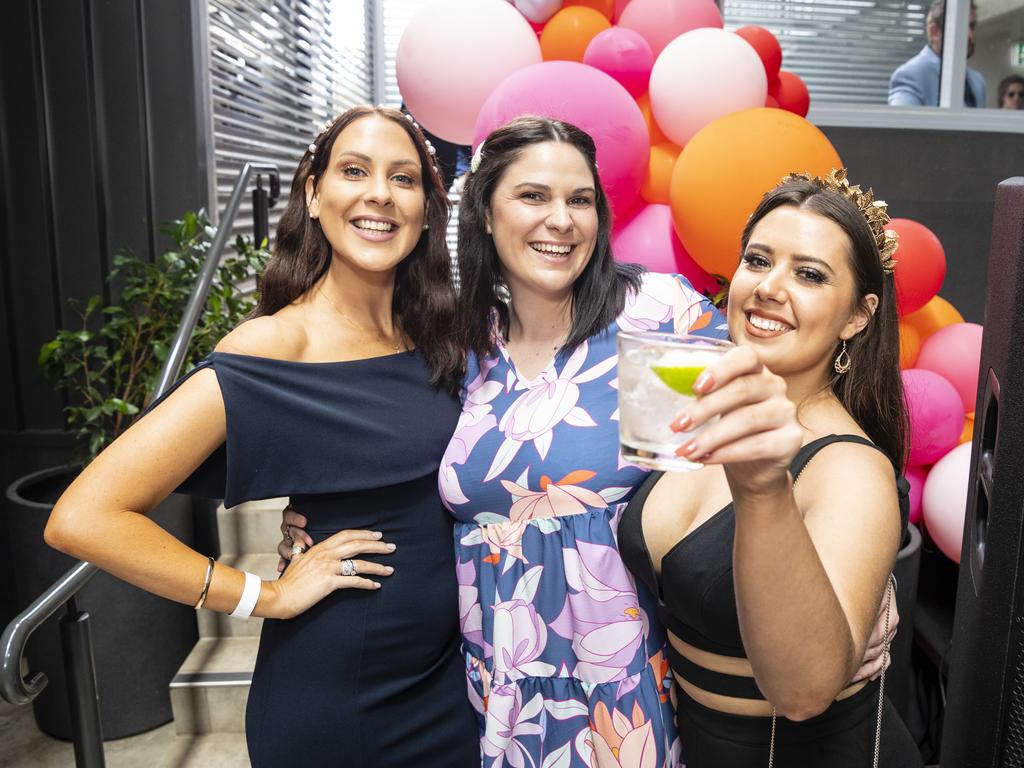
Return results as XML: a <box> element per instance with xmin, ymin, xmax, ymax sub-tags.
<box><xmin>194</xmin><ymin>556</ymin><xmax>215</xmax><ymax>610</ymax></box>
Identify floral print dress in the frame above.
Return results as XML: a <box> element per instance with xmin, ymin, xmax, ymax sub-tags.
<box><xmin>440</xmin><ymin>273</ymin><xmax>729</xmax><ymax>768</ymax></box>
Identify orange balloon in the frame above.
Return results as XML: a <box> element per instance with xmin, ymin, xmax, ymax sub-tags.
<box><xmin>902</xmin><ymin>295</ymin><xmax>964</xmax><ymax>343</ymax></box>
<box><xmin>564</xmin><ymin>0</ymin><xmax>615</xmax><ymax>20</ymax></box>
<box><xmin>960</xmin><ymin>412</ymin><xmax>975</xmax><ymax>444</ymax></box>
<box><xmin>899</xmin><ymin>320</ymin><xmax>921</xmax><ymax>369</ymax></box>
<box><xmin>635</xmin><ymin>91</ymin><xmax>668</xmax><ymax>145</ymax></box>
<box><xmin>669</xmin><ymin>108</ymin><xmax>842</xmax><ymax>279</ymax></box>
<box><xmin>641</xmin><ymin>142</ymin><xmax>682</xmax><ymax>205</ymax></box>
<box><xmin>540</xmin><ymin>7</ymin><xmax>611</xmax><ymax>62</ymax></box>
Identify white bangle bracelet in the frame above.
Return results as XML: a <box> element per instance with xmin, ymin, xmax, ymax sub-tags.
<box><xmin>229</xmin><ymin>571</ymin><xmax>261</xmax><ymax>619</ymax></box>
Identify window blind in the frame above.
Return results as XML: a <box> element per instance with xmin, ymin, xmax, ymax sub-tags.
<box><xmin>723</xmin><ymin>1</ymin><xmax>930</xmax><ymax>104</ymax></box>
<box><xmin>206</xmin><ymin>0</ymin><xmax>372</xmax><ymax>245</ymax></box>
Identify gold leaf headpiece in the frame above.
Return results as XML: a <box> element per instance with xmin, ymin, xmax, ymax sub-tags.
<box><xmin>782</xmin><ymin>168</ymin><xmax>899</xmax><ymax>273</ymax></box>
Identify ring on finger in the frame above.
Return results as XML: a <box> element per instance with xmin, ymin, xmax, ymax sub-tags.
<box><xmin>340</xmin><ymin>559</ymin><xmax>357</xmax><ymax>577</ymax></box>
<box><xmin>283</xmin><ymin>526</ymin><xmax>293</xmax><ymax>545</ymax></box>
<box><xmin>290</xmin><ymin>543</ymin><xmax>305</xmax><ymax>557</ymax></box>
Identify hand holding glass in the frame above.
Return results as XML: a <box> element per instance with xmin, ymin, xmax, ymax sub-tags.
<box><xmin>617</xmin><ymin>332</ymin><xmax>733</xmax><ymax>471</ymax></box>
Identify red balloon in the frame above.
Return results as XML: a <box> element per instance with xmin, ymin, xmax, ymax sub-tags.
<box><xmin>889</xmin><ymin>218</ymin><xmax>946</xmax><ymax>316</ymax></box>
<box><xmin>735</xmin><ymin>26</ymin><xmax>782</xmax><ymax>81</ymax></box>
<box><xmin>768</xmin><ymin>71</ymin><xmax>809</xmax><ymax>117</ymax></box>
<box><xmin>765</xmin><ymin>94</ymin><xmax>780</xmax><ymax>109</ymax></box>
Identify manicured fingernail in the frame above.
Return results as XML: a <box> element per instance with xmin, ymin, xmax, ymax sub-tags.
<box><xmin>673</xmin><ymin>412</ymin><xmax>693</xmax><ymax>431</ymax></box>
<box><xmin>676</xmin><ymin>441</ymin><xmax>698</xmax><ymax>457</ymax></box>
<box><xmin>386</xmin><ymin>543</ymin><xmax>397</xmax><ymax>551</ymax></box>
<box><xmin>694</xmin><ymin>371</ymin><xmax>713</xmax><ymax>392</ymax></box>
<box><xmin>373</xmin><ymin>531</ymin><xmax>383</xmax><ymax>539</ymax></box>
<box><xmin>373</xmin><ymin>582</ymin><xmax>382</xmax><ymax>589</ymax></box>
<box><xmin>385</xmin><ymin>566</ymin><xmax>394</xmax><ymax>574</ymax></box>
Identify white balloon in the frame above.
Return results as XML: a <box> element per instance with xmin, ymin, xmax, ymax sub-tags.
<box><xmin>922</xmin><ymin>441</ymin><xmax>973</xmax><ymax>563</ymax></box>
<box><xmin>514</xmin><ymin>0</ymin><xmax>563</xmax><ymax>23</ymax></box>
<box><xmin>648</xmin><ymin>28</ymin><xmax>767</xmax><ymax>147</ymax></box>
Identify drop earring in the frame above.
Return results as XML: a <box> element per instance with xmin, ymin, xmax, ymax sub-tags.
<box><xmin>834</xmin><ymin>340</ymin><xmax>851</xmax><ymax>374</ymax></box>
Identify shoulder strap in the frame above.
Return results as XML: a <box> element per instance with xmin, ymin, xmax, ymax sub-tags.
<box><xmin>789</xmin><ymin>434</ymin><xmax>881</xmax><ymax>481</ymax></box>
<box><xmin>790</xmin><ymin>434</ymin><xmax>910</xmax><ymax>547</ymax></box>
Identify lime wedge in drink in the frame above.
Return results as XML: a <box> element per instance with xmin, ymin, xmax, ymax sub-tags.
<box><xmin>651</xmin><ymin>364</ymin><xmax>705</xmax><ymax>396</ymax></box>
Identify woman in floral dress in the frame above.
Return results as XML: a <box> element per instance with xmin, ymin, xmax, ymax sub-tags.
<box><xmin>437</xmin><ymin>117</ymin><xmax>727</xmax><ymax>768</ymax></box>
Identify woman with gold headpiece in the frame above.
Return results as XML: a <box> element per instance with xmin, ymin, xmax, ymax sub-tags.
<box><xmin>616</xmin><ymin>171</ymin><xmax>923</xmax><ymax>765</ymax></box>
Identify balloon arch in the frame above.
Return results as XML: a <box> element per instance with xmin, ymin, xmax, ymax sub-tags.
<box><xmin>397</xmin><ymin>0</ymin><xmax>980</xmax><ymax>564</ymax></box>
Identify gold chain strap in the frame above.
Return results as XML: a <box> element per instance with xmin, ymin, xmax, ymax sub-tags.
<box><xmin>767</xmin><ymin>574</ymin><xmax>895</xmax><ymax>767</ymax></box>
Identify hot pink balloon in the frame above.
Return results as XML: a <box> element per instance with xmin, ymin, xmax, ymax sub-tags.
<box><xmin>916</xmin><ymin>322</ymin><xmax>984</xmax><ymax>412</ymax></box>
<box><xmin>902</xmin><ymin>368</ymin><xmax>965</xmax><ymax>466</ymax></box>
<box><xmin>397</xmin><ymin>0</ymin><xmax>542</xmax><ymax>144</ymax></box>
<box><xmin>648</xmin><ymin>28</ymin><xmax>768</xmax><ymax>146</ymax></box>
<box><xmin>474</xmin><ymin>60</ymin><xmax>648</xmax><ymax>216</ymax></box>
<box><xmin>905</xmin><ymin>463</ymin><xmax>928</xmax><ymax>525</ymax></box>
<box><xmin>618</xmin><ymin>0</ymin><xmax>722</xmax><ymax>57</ymax></box>
<box><xmin>922</xmin><ymin>441</ymin><xmax>972</xmax><ymax>563</ymax></box>
<box><xmin>612</xmin><ymin>204</ymin><xmax>718</xmax><ymax>294</ymax></box>
<box><xmin>583</xmin><ymin>27</ymin><xmax>654</xmax><ymax>97</ymax></box>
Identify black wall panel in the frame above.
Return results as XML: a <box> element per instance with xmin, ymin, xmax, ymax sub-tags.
<box><xmin>91</xmin><ymin>0</ymin><xmax>153</xmax><ymax>273</ymax></box>
<box><xmin>0</xmin><ymin>0</ymin><xmax>210</xmax><ymax>629</ymax></box>
<box><xmin>822</xmin><ymin>126</ymin><xmax>1024</xmax><ymax>325</ymax></box>
<box><xmin>38</xmin><ymin>1</ymin><xmax>107</xmax><ymax>324</ymax></box>
<box><xmin>0</xmin><ymin>0</ymin><xmax>64</xmax><ymax>436</ymax></box>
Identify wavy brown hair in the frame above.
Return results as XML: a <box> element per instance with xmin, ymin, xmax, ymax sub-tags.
<box><xmin>740</xmin><ymin>178</ymin><xmax>908</xmax><ymax>467</ymax></box>
<box><xmin>252</xmin><ymin>105</ymin><xmax>461</xmax><ymax>393</ymax></box>
<box><xmin>454</xmin><ymin>116</ymin><xmax>642</xmax><ymax>367</ymax></box>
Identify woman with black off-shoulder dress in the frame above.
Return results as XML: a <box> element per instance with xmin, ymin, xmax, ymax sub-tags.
<box><xmin>43</xmin><ymin>106</ymin><xmax>479</xmax><ymax>767</ymax></box>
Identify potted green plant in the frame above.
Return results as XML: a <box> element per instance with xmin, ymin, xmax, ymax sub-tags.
<box><xmin>4</xmin><ymin>210</ymin><xmax>268</xmax><ymax>739</ymax></box>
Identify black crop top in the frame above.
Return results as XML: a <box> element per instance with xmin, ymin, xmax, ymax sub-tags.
<box><xmin>618</xmin><ymin>434</ymin><xmax>910</xmax><ymax>700</ymax></box>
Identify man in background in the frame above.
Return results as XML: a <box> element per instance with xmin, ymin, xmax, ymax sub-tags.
<box><xmin>889</xmin><ymin>0</ymin><xmax>986</xmax><ymax>107</ymax></box>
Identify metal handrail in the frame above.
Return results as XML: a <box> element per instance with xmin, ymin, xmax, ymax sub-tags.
<box><xmin>0</xmin><ymin>162</ymin><xmax>278</xmax><ymax>720</ymax></box>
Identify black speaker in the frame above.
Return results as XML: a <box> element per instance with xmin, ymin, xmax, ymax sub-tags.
<box><xmin>941</xmin><ymin>177</ymin><xmax>1024</xmax><ymax>767</ymax></box>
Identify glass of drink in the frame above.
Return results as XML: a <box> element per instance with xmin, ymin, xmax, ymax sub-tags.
<box><xmin>617</xmin><ymin>331</ymin><xmax>733</xmax><ymax>471</ymax></box>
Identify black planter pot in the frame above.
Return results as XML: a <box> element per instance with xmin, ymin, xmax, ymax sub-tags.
<box><xmin>5</xmin><ymin>465</ymin><xmax>199</xmax><ymax>740</ymax></box>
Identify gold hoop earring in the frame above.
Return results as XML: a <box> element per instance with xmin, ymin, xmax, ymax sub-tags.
<box><xmin>834</xmin><ymin>340</ymin><xmax>851</xmax><ymax>375</ymax></box>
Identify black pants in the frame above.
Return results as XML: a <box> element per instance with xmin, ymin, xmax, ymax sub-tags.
<box><xmin>676</xmin><ymin>679</ymin><xmax>924</xmax><ymax>767</ymax></box>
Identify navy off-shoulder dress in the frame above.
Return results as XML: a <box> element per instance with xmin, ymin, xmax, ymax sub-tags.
<box><xmin>160</xmin><ymin>350</ymin><xmax>479</xmax><ymax>767</ymax></box>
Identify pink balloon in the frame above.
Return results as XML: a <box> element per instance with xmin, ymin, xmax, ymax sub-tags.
<box><xmin>474</xmin><ymin>60</ymin><xmax>648</xmax><ymax>216</ymax></box>
<box><xmin>916</xmin><ymin>322</ymin><xmax>984</xmax><ymax>412</ymax></box>
<box><xmin>902</xmin><ymin>368</ymin><xmax>965</xmax><ymax>466</ymax></box>
<box><xmin>922</xmin><ymin>441</ymin><xmax>972</xmax><ymax>563</ymax></box>
<box><xmin>618</xmin><ymin>0</ymin><xmax>723</xmax><ymax>57</ymax></box>
<box><xmin>613</xmin><ymin>0</ymin><xmax>631</xmax><ymax>21</ymax></box>
<box><xmin>649</xmin><ymin>28</ymin><xmax>768</xmax><ymax>146</ymax></box>
<box><xmin>905</xmin><ymin>464</ymin><xmax>928</xmax><ymax>525</ymax></box>
<box><xmin>583</xmin><ymin>27</ymin><xmax>654</xmax><ymax>97</ymax></box>
<box><xmin>397</xmin><ymin>0</ymin><xmax>542</xmax><ymax>144</ymax></box>
<box><xmin>611</xmin><ymin>204</ymin><xmax>718</xmax><ymax>293</ymax></box>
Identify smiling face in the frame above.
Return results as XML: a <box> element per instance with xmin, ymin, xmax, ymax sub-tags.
<box><xmin>305</xmin><ymin>115</ymin><xmax>425</xmax><ymax>276</ymax></box>
<box><xmin>728</xmin><ymin>205</ymin><xmax>878</xmax><ymax>387</ymax></box>
<box><xmin>485</xmin><ymin>141</ymin><xmax>599</xmax><ymax>302</ymax></box>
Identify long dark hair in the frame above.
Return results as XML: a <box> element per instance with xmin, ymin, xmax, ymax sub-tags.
<box><xmin>253</xmin><ymin>105</ymin><xmax>461</xmax><ymax>393</ymax></box>
<box><xmin>740</xmin><ymin>178</ymin><xmax>908</xmax><ymax>467</ymax></box>
<box><xmin>454</xmin><ymin>116</ymin><xmax>642</xmax><ymax>365</ymax></box>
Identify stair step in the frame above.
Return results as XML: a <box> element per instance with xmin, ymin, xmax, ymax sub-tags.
<box><xmin>217</xmin><ymin>497</ymin><xmax>288</xmax><ymax>556</ymax></box>
<box><xmin>197</xmin><ymin>554</ymin><xmax>280</xmax><ymax>638</ymax></box>
<box><xmin>157</xmin><ymin>733</ymin><xmax>251</xmax><ymax>767</ymax></box>
<box><xmin>170</xmin><ymin>637</ymin><xmax>258</xmax><ymax>734</ymax></box>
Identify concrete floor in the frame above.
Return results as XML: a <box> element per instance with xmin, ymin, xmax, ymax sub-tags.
<box><xmin>0</xmin><ymin>701</ymin><xmax>249</xmax><ymax>768</ymax></box>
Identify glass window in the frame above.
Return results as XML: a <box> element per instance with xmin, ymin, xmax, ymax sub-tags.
<box><xmin>722</xmin><ymin>1</ymin><xmax>931</xmax><ymax>105</ymax></box>
<box><xmin>973</xmin><ymin>0</ymin><xmax>1024</xmax><ymax>109</ymax></box>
